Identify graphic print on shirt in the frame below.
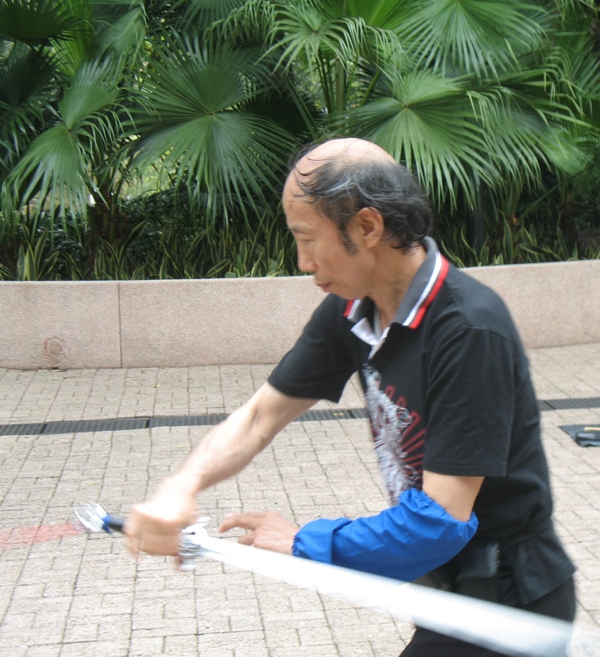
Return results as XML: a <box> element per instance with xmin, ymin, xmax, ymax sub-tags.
<box><xmin>364</xmin><ymin>365</ymin><xmax>423</xmax><ymax>503</ymax></box>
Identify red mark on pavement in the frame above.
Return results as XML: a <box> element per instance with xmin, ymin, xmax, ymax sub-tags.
<box><xmin>0</xmin><ymin>523</ymin><xmax>81</xmax><ymax>549</ymax></box>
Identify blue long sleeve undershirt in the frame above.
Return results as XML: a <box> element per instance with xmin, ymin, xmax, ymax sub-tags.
<box><xmin>292</xmin><ymin>487</ymin><xmax>478</xmax><ymax>582</ymax></box>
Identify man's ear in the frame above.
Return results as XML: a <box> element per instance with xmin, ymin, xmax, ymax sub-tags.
<box><xmin>355</xmin><ymin>207</ymin><xmax>386</xmax><ymax>247</ymax></box>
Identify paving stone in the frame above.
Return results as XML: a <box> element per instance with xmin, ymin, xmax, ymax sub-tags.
<box><xmin>0</xmin><ymin>346</ymin><xmax>599</xmax><ymax>656</ymax></box>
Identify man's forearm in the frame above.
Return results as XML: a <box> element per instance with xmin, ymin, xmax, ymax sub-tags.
<box><xmin>126</xmin><ymin>384</ymin><xmax>316</xmax><ymax>558</ymax></box>
<box><xmin>161</xmin><ymin>383</ymin><xmax>316</xmax><ymax>497</ymax></box>
<box><xmin>170</xmin><ymin>403</ymin><xmax>273</xmax><ymax>496</ymax></box>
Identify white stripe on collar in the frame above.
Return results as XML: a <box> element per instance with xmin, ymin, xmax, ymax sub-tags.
<box><xmin>401</xmin><ymin>250</ymin><xmax>442</xmax><ymax>328</ymax></box>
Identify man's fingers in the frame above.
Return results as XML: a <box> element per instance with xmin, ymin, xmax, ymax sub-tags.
<box><xmin>217</xmin><ymin>511</ymin><xmax>297</xmax><ymax>554</ymax></box>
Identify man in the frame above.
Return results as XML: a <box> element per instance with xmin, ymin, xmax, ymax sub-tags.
<box><xmin>126</xmin><ymin>138</ymin><xmax>575</xmax><ymax>655</ymax></box>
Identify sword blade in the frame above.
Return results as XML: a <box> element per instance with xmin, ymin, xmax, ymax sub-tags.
<box><xmin>195</xmin><ymin>535</ymin><xmax>571</xmax><ymax>657</ymax></box>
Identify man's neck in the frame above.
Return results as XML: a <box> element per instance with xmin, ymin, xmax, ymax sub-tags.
<box><xmin>370</xmin><ymin>243</ymin><xmax>428</xmax><ymax>329</ymax></box>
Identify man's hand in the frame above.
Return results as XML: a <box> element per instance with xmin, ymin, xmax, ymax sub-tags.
<box><xmin>125</xmin><ymin>477</ymin><xmax>198</xmax><ymax>559</ymax></box>
<box><xmin>219</xmin><ymin>511</ymin><xmax>298</xmax><ymax>555</ymax></box>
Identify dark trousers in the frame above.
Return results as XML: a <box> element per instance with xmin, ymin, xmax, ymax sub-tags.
<box><xmin>399</xmin><ymin>576</ymin><xmax>576</xmax><ymax>657</ymax></box>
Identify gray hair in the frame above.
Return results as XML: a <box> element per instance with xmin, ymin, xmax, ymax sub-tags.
<box><xmin>292</xmin><ymin>152</ymin><xmax>433</xmax><ymax>253</ymax></box>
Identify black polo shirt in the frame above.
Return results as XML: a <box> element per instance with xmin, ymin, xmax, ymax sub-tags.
<box><xmin>268</xmin><ymin>238</ymin><xmax>574</xmax><ymax>603</ymax></box>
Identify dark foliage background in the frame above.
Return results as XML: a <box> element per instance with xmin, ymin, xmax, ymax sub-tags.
<box><xmin>1</xmin><ymin>0</ymin><xmax>599</xmax><ymax>280</ymax></box>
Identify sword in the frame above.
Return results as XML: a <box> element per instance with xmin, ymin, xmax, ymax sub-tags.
<box><xmin>74</xmin><ymin>504</ymin><xmax>573</xmax><ymax>657</ymax></box>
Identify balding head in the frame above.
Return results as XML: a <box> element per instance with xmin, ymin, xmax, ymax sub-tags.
<box><xmin>284</xmin><ymin>138</ymin><xmax>433</xmax><ymax>252</ymax></box>
<box><xmin>295</xmin><ymin>138</ymin><xmax>396</xmax><ymax>172</ymax></box>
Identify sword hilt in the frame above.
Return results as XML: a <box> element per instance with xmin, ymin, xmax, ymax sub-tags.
<box><xmin>74</xmin><ymin>503</ymin><xmax>210</xmax><ymax>570</ymax></box>
<box><xmin>102</xmin><ymin>514</ymin><xmax>126</xmax><ymax>533</ymax></box>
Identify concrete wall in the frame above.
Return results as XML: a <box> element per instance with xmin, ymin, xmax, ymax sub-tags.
<box><xmin>1</xmin><ymin>259</ymin><xmax>599</xmax><ymax>370</ymax></box>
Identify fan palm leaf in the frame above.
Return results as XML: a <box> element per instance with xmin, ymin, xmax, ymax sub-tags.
<box><xmin>133</xmin><ymin>33</ymin><xmax>294</xmax><ymax>224</ymax></box>
<box><xmin>470</xmin><ymin>55</ymin><xmax>594</xmax><ymax>178</ymax></box>
<box><xmin>221</xmin><ymin>0</ymin><xmax>403</xmax><ymax>118</ymax></box>
<box><xmin>341</xmin><ymin>70</ymin><xmax>493</xmax><ymax>207</ymax></box>
<box><xmin>0</xmin><ymin>0</ymin><xmax>85</xmax><ymax>45</ymax></box>
<box><xmin>267</xmin><ymin>0</ymin><xmax>402</xmax><ymax>70</ymax></box>
<box><xmin>174</xmin><ymin>0</ymin><xmax>247</xmax><ymax>30</ymax></box>
<box><xmin>396</xmin><ymin>0</ymin><xmax>549</xmax><ymax>77</ymax></box>
<box><xmin>269</xmin><ymin>5</ymin><xmax>367</xmax><ymax>69</ymax></box>
<box><xmin>97</xmin><ymin>5</ymin><xmax>147</xmax><ymax>56</ymax></box>
<box><xmin>0</xmin><ymin>43</ymin><xmax>55</xmax><ymax>170</ymax></box>
<box><xmin>3</xmin><ymin>123</ymin><xmax>93</xmax><ymax>218</ymax></box>
<box><xmin>2</xmin><ymin>59</ymin><xmax>124</xmax><ymax>220</ymax></box>
<box><xmin>341</xmin><ymin>0</ymin><xmax>414</xmax><ymax>30</ymax></box>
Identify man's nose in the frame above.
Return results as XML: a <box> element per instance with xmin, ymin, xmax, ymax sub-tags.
<box><xmin>297</xmin><ymin>249</ymin><xmax>316</xmax><ymax>273</ymax></box>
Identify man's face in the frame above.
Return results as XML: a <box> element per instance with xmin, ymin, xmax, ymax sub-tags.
<box><xmin>283</xmin><ymin>181</ymin><xmax>375</xmax><ymax>300</ymax></box>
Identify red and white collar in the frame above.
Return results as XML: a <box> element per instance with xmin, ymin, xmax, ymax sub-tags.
<box><xmin>344</xmin><ymin>237</ymin><xmax>449</xmax><ymax>355</ymax></box>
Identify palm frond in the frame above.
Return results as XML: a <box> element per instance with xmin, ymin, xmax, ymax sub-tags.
<box><xmin>218</xmin><ymin>0</ymin><xmax>275</xmax><ymax>45</ymax></box>
<box><xmin>340</xmin><ymin>70</ymin><xmax>493</xmax><ymax>207</ymax></box>
<box><xmin>0</xmin><ymin>0</ymin><xmax>86</xmax><ymax>45</ymax></box>
<box><xmin>97</xmin><ymin>6</ymin><xmax>147</xmax><ymax>56</ymax></box>
<box><xmin>3</xmin><ymin>124</ymin><xmax>92</xmax><ymax>218</ymax></box>
<box><xmin>268</xmin><ymin>3</ymin><xmax>368</xmax><ymax>72</ymax></box>
<box><xmin>59</xmin><ymin>59</ymin><xmax>120</xmax><ymax>129</ymax></box>
<box><xmin>343</xmin><ymin>0</ymin><xmax>415</xmax><ymax>30</ymax></box>
<box><xmin>2</xmin><ymin>58</ymin><xmax>126</xmax><ymax>219</ymax></box>
<box><xmin>0</xmin><ymin>43</ymin><xmax>56</xmax><ymax>172</ymax></box>
<box><xmin>175</xmin><ymin>0</ymin><xmax>247</xmax><ymax>30</ymax></box>
<box><xmin>396</xmin><ymin>0</ymin><xmax>549</xmax><ymax>77</ymax></box>
<box><xmin>133</xmin><ymin>32</ymin><xmax>294</xmax><ymax>222</ymax></box>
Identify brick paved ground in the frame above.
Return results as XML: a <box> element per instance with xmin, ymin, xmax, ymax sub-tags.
<box><xmin>0</xmin><ymin>343</ymin><xmax>599</xmax><ymax>657</ymax></box>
